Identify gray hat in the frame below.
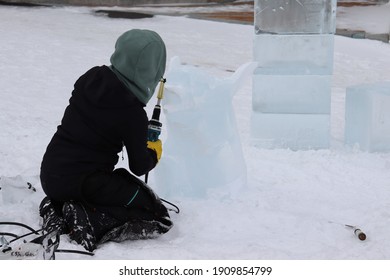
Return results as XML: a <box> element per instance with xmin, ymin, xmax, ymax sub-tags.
<box><xmin>110</xmin><ymin>29</ymin><xmax>166</xmax><ymax>104</ymax></box>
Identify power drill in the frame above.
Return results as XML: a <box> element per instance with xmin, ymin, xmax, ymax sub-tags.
<box><xmin>147</xmin><ymin>78</ymin><xmax>166</xmax><ymax>142</ymax></box>
<box><xmin>145</xmin><ymin>78</ymin><xmax>166</xmax><ymax>184</ymax></box>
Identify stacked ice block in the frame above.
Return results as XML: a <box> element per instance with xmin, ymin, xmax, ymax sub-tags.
<box><xmin>252</xmin><ymin>0</ymin><xmax>337</xmax><ymax>149</ymax></box>
<box><xmin>345</xmin><ymin>82</ymin><xmax>390</xmax><ymax>152</ymax></box>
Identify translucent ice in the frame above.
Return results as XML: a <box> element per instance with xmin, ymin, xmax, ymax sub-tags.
<box><xmin>253</xmin><ymin>71</ymin><xmax>331</xmax><ymax>114</ymax></box>
<box><xmin>251</xmin><ymin>112</ymin><xmax>330</xmax><ymax>150</ymax></box>
<box><xmin>251</xmin><ymin>1</ymin><xmax>336</xmax><ymax>151</ymax></box>
<box><xmin>254</xmin><ymin>0</ymin><xmax>337</xmax><ymax>34</ymax></box>
<box><xmin>345</xmin><ymin>82</ymin><xmax>390</xmax><ymax>152</ymax></box>
<box><xmin>154</xmin><ymin>57</ymin><xmax>256</xmax><ymax>198</ymax></box>
<box><xmin>253</xmin><ymin>34</ymin><xmax>335</xmax><ymax>75</ymax></box>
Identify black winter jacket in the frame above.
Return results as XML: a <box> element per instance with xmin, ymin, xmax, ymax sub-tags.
<box><xmin>41</xmin><ymin>66</ymin><xmax>157</xmax><ymax>177</ymax></box>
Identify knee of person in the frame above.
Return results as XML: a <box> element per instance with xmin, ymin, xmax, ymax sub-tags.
<box><xmin>113</xmin><ymin>168</ymin><xmax>131</xmax><ymax>177</ymax></box>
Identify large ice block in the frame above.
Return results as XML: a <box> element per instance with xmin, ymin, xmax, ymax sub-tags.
<box><xmin>254</xmin><ymin>0</ymin><xmax>337</xmax><ymax>34</ymax></box>
<box><xmin>253</xmin><ymin>34</ymin><xmax>335</xmax><ymax>75</ymax></box>
<box><xmin>345</xmin><ymin>82</ymin><xmax>390</xmax><ymax>152</ymax></box>
<box><xmin>253</xmin><ymin>70</ymin><xmax>331</xmax><ymax>114</ymax></box>
<box><xmin>154</xmin><ymin>57</ymin><xmax>256</xmax><ymax>198</ymax></box>
<box><xmin>251</xmin><ymin>112</ymin><xmax>330</xmax><ymax>150</ymax></box>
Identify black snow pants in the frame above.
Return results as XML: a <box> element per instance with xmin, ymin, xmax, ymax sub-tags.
<box><xmin>40</xmin><ymin>168</ymin><xmax>172</xmax><ymax>242</ymax></box>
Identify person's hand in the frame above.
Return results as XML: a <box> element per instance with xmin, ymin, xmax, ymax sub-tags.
<box><xmin>147</xmin><ymin>140</ymin><xmax>162</xmax><ymax>162</ymax></box>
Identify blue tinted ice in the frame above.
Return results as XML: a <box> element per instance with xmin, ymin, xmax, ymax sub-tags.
<box><xmin>345</xmin><ymin>82</ymin><xmax>390</xmax><ymax>152</ymax></box>
<box><xmin>255</xmin><ymin>0</ymin><xmax>337</xmax><ymax>34</ymax></box>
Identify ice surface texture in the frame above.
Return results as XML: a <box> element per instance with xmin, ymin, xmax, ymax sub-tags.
<box><xmin>253</xmin><ymin>72</ymin><xmax>331</xmax><ymax>114</ymax></box>
<box><xmin>253</xmin><ymin>34</ymin><xmax>335</xmax><ymax>75</ymax></box>
<box><xmin>251</xmin><ymin>1</ymin><xmax>337</xmax><ymax>150</ymax></box>
<box><xmin>251</xmin><ymin>35</ymin><xmax>334</xmax><ymax>149</ymax></box>
<box><xmin>251</xmin><ymin>113</ymin><xmax>330</xmax><ymax>150</ymax></box>
<box><xmin>154</xmin><ymin>57</ymin><xmax>256</xmax><ymax>198</ymax></box>
<box><xmin>345</xmin><ymin>81</ymin><xmax>390</xmax><ymax>152</ymax></box>
<box><xmin>254</xmin><ymin>0</ymin><xmax>337</xmax><ymax>34</ymax></box>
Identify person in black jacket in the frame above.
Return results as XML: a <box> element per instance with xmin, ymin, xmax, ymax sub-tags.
<box><xmin>39</xmin><ymin>29</ymin><xmax>173</xmax><ymax>252</ymax></box>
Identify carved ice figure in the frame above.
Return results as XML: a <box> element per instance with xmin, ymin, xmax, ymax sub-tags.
<box><xmin>154</xmin><ymin>57</ymin><xmax>256</xmax><ymax>198</ymax></box>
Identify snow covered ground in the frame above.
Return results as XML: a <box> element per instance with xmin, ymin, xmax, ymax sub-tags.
<box><xmin>1</xmin><ymin>2</ymin><xmax>390</xmax><ymax>262</ymax></box>
<box><xmin>337</xmin><ymin>1</ymin><xmax>390</xmax><ymax>34</ymax></box>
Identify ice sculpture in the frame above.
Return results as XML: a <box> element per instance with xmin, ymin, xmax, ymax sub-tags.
<box><xmin>252</xmin><ymin>0</ymin><xmax>337</xmax><ymax>150</ymax></box>
<box><xmin>254</xmin><ymin>0</ymin><xmax>336</xmax><ymax>34</ymax></box>
<box><xmin>345</xmin><ymin>82</ymin><xmax>390</xmax><ymax>152</ymax></box>
<box><xmin>154</xmin><ymin>57</ymin><xmax>256</xmax><ymax>198</ymax></box>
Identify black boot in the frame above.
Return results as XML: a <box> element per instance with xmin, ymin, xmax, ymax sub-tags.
<box><xmin>62</xmin><ymin>202</ymin><xmax>97</xmax><ymax>252</ymax></box>
<box><xmin>99</xmin><ymin>217</ymin><xmax>173</xmax><ymax>244</ymax></box>
<box><xmin>39</xmin><ymin>197</ymin><xmax>67</xmax><ymax>234</ymax></box>
<box><xmin>62</xmin><ymin>202</ymin><xmax>121</xmax><ymax>252</ymax></box>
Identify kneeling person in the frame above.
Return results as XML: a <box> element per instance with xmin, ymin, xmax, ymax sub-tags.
<box><xmin>38</xmin><ymin>29</ymin><xmax>172</xmax><ymax>252</ymax></box>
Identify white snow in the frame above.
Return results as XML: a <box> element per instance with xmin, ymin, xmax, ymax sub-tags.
<box><xmin>1</xmin><ymin>3</ymin><xmax>390</xmax><ymax>262</ymax></box>
<box><xmin>337</xmin><ymin>2</ymin><xmax>390</xmax><ymax>34</ymax></box>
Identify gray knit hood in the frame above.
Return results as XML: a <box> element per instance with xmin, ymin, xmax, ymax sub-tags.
<box><xmin>110</xmin><ymin>29</ymin><xmax>166</xmax><ymax>105</ymax></box>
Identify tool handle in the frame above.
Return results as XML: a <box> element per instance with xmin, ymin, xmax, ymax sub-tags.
<box><xmin>148</xmin><ymin>105</ymin><xmax>162</xmax><ymax>142</ymax></box>
<box><xmin>151</xmin><ymin>105</ymin><xmax>161</xmax><ymax>121</ymax></box>
<box><xmin>345</xmin><ymin>225</ymin><xmax>367</xmax><ymax>241</ymax></box>
<box><xmin>145</xmin><ymin>77</ymin><xmax>166</xmax><ymax>184</ymax></box>
<box><xmin>354</xmin><ymin>228</ymin><xmax>367</xmax><ymax>241</ymax></box>
<box><xmin>157</xmin><ymin>78</ymin><xmax>166</xmax><ymax>100</ymax></box>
